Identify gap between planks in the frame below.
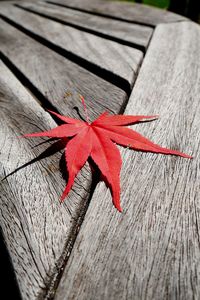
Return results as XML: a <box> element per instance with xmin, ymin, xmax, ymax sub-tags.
<box><xmin>46</xmin><ymin>0</ymin><xmax>155</xmax><ymax>28</ymax></box>
<box><xmin>15</xmin><ymin>3</ymin><xmax>149</xmax><ymax>53</ymax></box>
<box><xmin>46</xmin><ymin>0</ymin><xmax>187</xmax><ymax>26</ymax></box>
<box><xmin>0</xmin><ymin>1</ymin><xmax>161</xmax><ymax>298</ymax></box>
<box><xmin>32</xmin><ymin>13</ymin><xmax>157</xmax><ymax>300</ymax></box>
<box><xmin>0</xmin><ymin>9</ymin><xmax>144</xmax><ymax>300</ymax></box>
<box><xmin>0</xmin><ymin>14</ymin><xmax>132</xmax><ymax>97</ymax></box>
<box><xmin>53</xmin><ymin>20</ymin><xmax>200</xmax><ymax>300</ymax></box>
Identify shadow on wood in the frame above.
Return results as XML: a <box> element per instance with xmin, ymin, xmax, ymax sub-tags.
<box><xmin>0</xmin><ymin>229</ymin><xmax>21</xmax><ymax>300</ymax></box>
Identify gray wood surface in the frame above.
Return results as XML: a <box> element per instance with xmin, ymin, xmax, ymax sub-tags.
<box><xmin>0</xmin><ymin>60</ymin><xmax>93</xmax><ymax>300</ymax></box>
<box><xmin>55</xmin><ymin>21</ymin><xmax>199</xmax><ymax>300</ymax></box>
<box><xmin>17</xmin><ymin>1</ymin><xmax>152</xmax><ymax>50</ymax></box>
<box><xmin>0</xmin><ymin>18</ymin><xmax>130</xmax><ymax>121</ymax></box>
<box><xmin>0</xmin><ymin>3</ymin><xmax>143</xmax><ymax>85</ymax></box>
<box><xmin>47</xmin><ymin>0</ymin><xmax>187</xmax><ymax>26</ymax></box>
<box><xmin>0</xmin><ymin>7</ymin><xmax>143</xmax><ymax>299</ymax></box>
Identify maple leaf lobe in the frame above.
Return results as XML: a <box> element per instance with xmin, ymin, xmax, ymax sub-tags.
<box><xmin>22</xmin><ymin>108</ymin><xmax>192</xmax><ymax>212</ymax></box>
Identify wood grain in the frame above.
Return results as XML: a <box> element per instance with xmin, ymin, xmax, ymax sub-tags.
<box><xmin>0</xmin><ymin>7</ymin><xmax>142</xmax><ymax>298</ymax></box>
<box><xmin>0</xmin><ymin>4</ymin><xmax>143</xmax><ymax>88</ymax></box>
<box><xmin>0</xmin><ymin>60</ymin><xmax>93</xmax><ymax>300</ymax></box>
<box><xmin>0</xmin><ymin>18</ymin><xmax>136</xmax><ymax>120</ymax></box>
<box><xmin>55</xmin><ymin>21</ymin><xmax>200</xmax><ymax>300</ymax></box>
<box><xmin>17</xmin><ymin>1</ymin><xmax>152</xmax><ymax>50</ymax></box>
<box><xmin>47</xmin><ymin>0</ymin><xmax>187</xmax><ymax>26</ymax></box>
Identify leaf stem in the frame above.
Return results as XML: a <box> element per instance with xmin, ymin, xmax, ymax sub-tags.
<box><xmin>79</xmin><ymin>95</ymin><xmax>90</xmax><ymax>124</ymax></box>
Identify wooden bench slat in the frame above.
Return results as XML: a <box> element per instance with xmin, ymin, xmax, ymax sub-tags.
<box><xmin>0</xmin><ymin>4</ymin><xmax>143</xmax><ymax>88</ymax></box>
<box><xmin>17</xmin><ymin>1</ymin><xmax>153</xmax><ymax>50</ymax></box>
<box><xmin>54</xmin><ymin>21</ymin><xmax>200</xmax><ymax>300</ymax></box>
<box><xmin>0</xmin><ymin>18</ymin><xmax>130</xmax><ymax>121</ymax></box>
<box><xmin>0</xmin><ymin>11</ymin><xmax>141</xmax><ymax>299</ymax></box>
<box><xmin>0</xmin><ymin>61</ymin><xmax>93</xmax><ymax>300</ymax></box>
<box><xmin>47</xmin><ymin>0</ymin><xmax>187</xmax><ymax>26</ymax></box>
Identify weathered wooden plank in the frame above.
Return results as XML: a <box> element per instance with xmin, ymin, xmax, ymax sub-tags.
<box><xmin>17</xmin><ymin>1</ymin><xmax>152</xmax><ymax>50</ymax></box>
<box><xmin>0</xmin><ymin>19</ymin><xmax>129</xmax><ymax>120</ymax></box>
<box><xmin>0</xmin><ymin>11</ymin><xmax>140</xmax><ymax>298</ymax></box>
<box><xmin>0</xmin><ymin>3</ymin><xmax>143</xmax><ymax>88</ymax></box>
<box><xmin>47</xmin><ymin>0</ymin><xmax>187</xmax><ymax>26</ymax></box>
<box><xmin>55</xmin><ymin>21</ymin><xmax>200</xmax><ymax>300</ymax></box>
<box><xmin>0</xmin><ymin>60</ymin><xmax>93</xmax><ymax>300</ymax></box>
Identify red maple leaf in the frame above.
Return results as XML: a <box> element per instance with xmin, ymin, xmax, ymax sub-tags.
<box><xmin>23</xmin><ymin>97</ymin><xmax>192</xmax><ymax>212</ymax></box>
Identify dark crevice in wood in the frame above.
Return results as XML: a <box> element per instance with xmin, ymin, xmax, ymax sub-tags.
<box><xmin>0</xmin><ymin>50</ymin><xmax>128</xmax><ymax>300</ymax></box>
<box><xmin>118</xmin><ymin>29</ymin><xmax>154</xmax><ymax>114</ymax></box>
<box><xmin>46</xmin><ymin>0</ymin><xmax>155</xmax><ymax>28</ymax></box>
<box><xmin>47</xmin><ymin>21</ymin><xmax>155</xmax><ymax>299</ymax></box>
<box><xmin>15</xmin><ymin>4</ymin><xmax>146</xmax><ymax>53</ymax></box>
<box><xmin>0</xmin><ymin>227</ymin><xmax>22</xmax><ymax>300</ymax></box>
<box><xmin>44</xmin><ymin>163</ymin><xmax>100</xmax><ymax>300</ymax></box>
<box><xmin>43</xmin><ymin>17</ymin><xmax>155</xmax><ymax>300</ymax></box>
<box><xmin>0</xmin><ymin>14</ymin><xmax>132</xmax><ymax>97</ymax></box>
<box><xmin>0</xmin><ymin>51</ymin><xmax>64</xmax><ymax>125</ymax></box>
<box><xmin>44</xmin><ymin>21</ymin><xmax>153</xmax><ymax>300</ymax></box>
<box><xmin>118</xmin><ymin>56</ymin><xmax>143</xmax><ymax>115</ymax></box>
<box><xmin>0</xmin><ymin>6</ymin><xmax>152</xmax><ymax>300</ymax></box>
<box><xmin>144</xmin><ymin>24</ymin><xmax>154</xmax><ymax>54</ymax></box>
<box><xmin>118</xmin><ymin>22</ymin><xmax>154</xmax><ymax>115</ymax></box>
